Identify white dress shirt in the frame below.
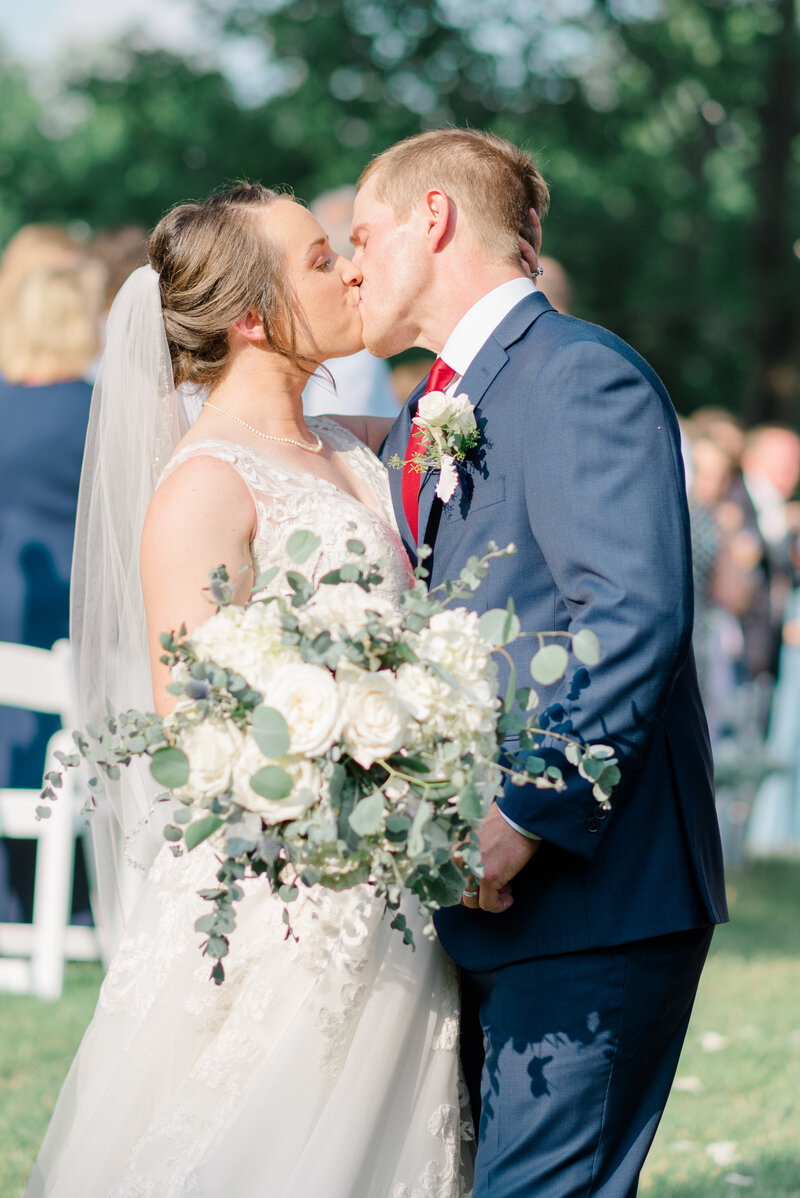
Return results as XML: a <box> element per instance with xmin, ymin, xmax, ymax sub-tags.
<box><xmin>438</xmin><ymin>277</ymin><xmax>537</xmax><ymax>383</ymax></box>
<box><xmin>439</xmin><ymin>277</ymin><xmax>542</xmax><ymax>841</ymax></box>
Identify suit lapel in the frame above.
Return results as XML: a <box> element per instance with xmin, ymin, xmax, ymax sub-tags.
<box><xmin>399</xmin><ymin>292</ymin><xmax>556</xmax><ymax>553</ymax></box>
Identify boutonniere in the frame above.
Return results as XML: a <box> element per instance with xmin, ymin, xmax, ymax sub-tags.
<box><xmin>389</xmin><ymin>391</ymin><xmax>480</xmax><ymax>502</ymax></box>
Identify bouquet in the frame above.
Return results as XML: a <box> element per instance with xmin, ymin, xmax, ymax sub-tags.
<box><xmin>43</xmin><ymin>533</ymin><xmax>620</xmax><ymax>983</ymax></box>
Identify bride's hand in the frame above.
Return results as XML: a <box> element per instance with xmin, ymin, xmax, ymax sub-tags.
<box><xmin>519</xmin><ymin>237</ymin><xmax>539</xmax><ymax>279</ymax></box>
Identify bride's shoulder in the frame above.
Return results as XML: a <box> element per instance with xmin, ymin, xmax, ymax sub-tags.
<box><xmin>146</xmin><ymin>447</ymin><xmax>255</xmax><ymax>540</ymax></box>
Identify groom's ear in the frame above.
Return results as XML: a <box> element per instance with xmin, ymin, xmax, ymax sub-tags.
<box><xmin>231</xmin><ymin>309</ymin><xmax>267</xmax><ymax>344</ymax></box>
<box><xmin>422</xmin><ymin>189</ymin><xmax>454</xmax><ymax>253</ymax></box>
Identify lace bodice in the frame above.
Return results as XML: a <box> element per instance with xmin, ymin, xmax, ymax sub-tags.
<box><xmin>158</xmin><ymin>415</ymin><xmax>414</xmax><ymax>603</ymax></box>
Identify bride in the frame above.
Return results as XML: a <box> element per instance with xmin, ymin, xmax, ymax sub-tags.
<box><xmin>26</xmin><ymin>184</ymin><xmax>471</xmax><ymax>1198</ymax></box>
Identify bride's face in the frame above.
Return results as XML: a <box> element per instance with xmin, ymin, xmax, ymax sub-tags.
<box><xmin>265</xmin><ymin>199</ymin><xmax>364</xmax><ymax>362</ymax></box>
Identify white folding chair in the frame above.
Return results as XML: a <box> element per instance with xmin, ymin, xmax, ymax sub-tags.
<box><xmin>0</xmin><ymin>639</ymin><xmax>102</xmax><ymax>999</ymax></box>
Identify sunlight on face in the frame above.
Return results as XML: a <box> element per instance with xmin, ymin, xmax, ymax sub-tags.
<box><xmin>264</xmin><ymin>198</ymin><xmax>364</xmax><ymax>362</ymax></box>
<box><xmin>350</xmin><ymin>178</ymin><xmax>427</xmax><ymax>358</ymax></box>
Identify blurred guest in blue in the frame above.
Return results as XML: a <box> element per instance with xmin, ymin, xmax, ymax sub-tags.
<box><xmin>744</xmin><ymin>427</ymin><xmax>800</xmax><ymax>854</ymax></box>
<box><xmin>0</xmin><ymin>260</ymin><xmax>103</xmax><ymax>921</ymax></box>
<box><xmin>303</xmin><ymin>187</ymin><xmax>399</xmax><ymax>418</ymax></box>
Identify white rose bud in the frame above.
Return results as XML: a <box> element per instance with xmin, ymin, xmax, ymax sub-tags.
<box><xmin>265</xmin><ymin>663</ymin><xmax>343</xmax><ymax>758</ymax></box>
<box><xmin>342</xmin><ymin>671</ymin><xmax>410</xmax><ymax>768</ymax></box>
<box><xmin>416</xmin><ymin>389</ymin><xmax>452</xmax><ymax>428</ymax></box>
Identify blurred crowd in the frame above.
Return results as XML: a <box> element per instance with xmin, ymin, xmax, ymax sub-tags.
<box><xmin>682</xmin><ymin>411</ymin><xmax>800</xmax><ymax>858</ymax></box>
<box><xmin>0</xmin><ymin>206</ymin><xmax>796</xmax><ymax>927</ymax></box>
<box><xmin>0</xmin><ymin>220</ymin><xmax>148</xmax><ymax>923</ymax></box>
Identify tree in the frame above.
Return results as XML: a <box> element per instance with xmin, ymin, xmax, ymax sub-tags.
<box><xmin>1</xmin><ymin>1</ymin><xmax>797</xmax><ymax>421</ymax></box>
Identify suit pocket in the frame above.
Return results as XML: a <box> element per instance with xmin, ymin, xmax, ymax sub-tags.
<box><xmin>443</xmin><ymin>474</ymin><xmax>506</xmax><ymax>522</ymax></box>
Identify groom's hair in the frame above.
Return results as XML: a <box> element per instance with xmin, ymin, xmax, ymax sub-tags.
<box><xmin>358</xmin><ymin>129</ymin><xmax>549</xmax><ymax>264</ymax></box>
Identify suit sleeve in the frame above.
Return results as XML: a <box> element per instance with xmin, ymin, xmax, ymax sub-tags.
<box><xmin>496</xmin><ymin>339</ymin><xmax>695</xmax><ymax>860</ymax></box>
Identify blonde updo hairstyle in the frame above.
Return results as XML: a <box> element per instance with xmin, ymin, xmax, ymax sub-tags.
<box><xmin>148</xmin><ymin>183</ymin><xmax>309</xmax><ymax>389</ymax></box>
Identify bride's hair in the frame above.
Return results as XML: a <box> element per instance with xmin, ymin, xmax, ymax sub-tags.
<box><xmin>148</xmin><ymin>182</ymin><xmax>308</xmax><ymax>387</ymax></box>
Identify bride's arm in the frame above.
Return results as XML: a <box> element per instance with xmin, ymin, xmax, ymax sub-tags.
<box><xmin>140</xmin><ymin>456</ymin><xmax>256</xmax><ymax>714</ymax></box>
<box><xmin>325</xmin><ymin>415</ymin><xmax>396</xmax><ymax>455</ymax></box>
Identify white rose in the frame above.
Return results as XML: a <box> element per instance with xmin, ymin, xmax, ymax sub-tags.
<box><xmin>232</xmin><ymin>734</ymin><xmax>321</xmax><ymax>823</ymax></box>
<box><xmin>265</xmin><ymin>663</ymin><xmax>343</xmax><ymax>757</ymax></box>
<box><xmin>342</xmin><ymin>671</ymin><xmax>410</xmax><ymax>768</ymax></box>
<box><xmin>416</xmin><ymin>390</ymin><xmax>452</xmax><ymax>428</ymax></box>
<box><xmin>176</xmin><ymin>718</ymin><xmax>241</xmax><ymax>800</ymax></box>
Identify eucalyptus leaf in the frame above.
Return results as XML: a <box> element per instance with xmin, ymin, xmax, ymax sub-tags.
<box><xmin>250</xmin><ymin>765</ymin><xmax>294</xmax><ymax>800</ymax></box>
<box><xmin>530</xmin><ymin>644</ymin><xmax>569</xmax><ymax>686</ymax></box>
<box><xmin>251</xmin><ymin>706</ymin><xmax>291</xmax><ymax>758</ymax></box>
<box><xmin>572</xmin><ymin>628</ymin><xmax>601</xmax><ymax>667</ymax></box>
<box><xmin>184</xmin><ymin>815</ymin><xmax>223</xmax><ymax>851</ymax></box>
<box><xmin>206</xmin><ymin>935</ymin><xmax>229</xmax><ymax>959</ymax></box>
<box><xmin>407</xmin><ymin>800</ymin><xmax>433</xmax><ymax>859</ymax></box>
<box><xmin>478</xmin><ymin>607</ymin><xmax>521</xmax><ymax>647</ymax></box>
<box><xmin>456</xmin><ymin>783</ymin><xmax>483</xmax><ymax>821</ymax></box>
<box><xmin>348</xmin><ymin>790</ymin><xmax>386</xmax><ymax>836</ymax></box>
<box><xmin>150</xmin><ymin>746</ymin><xmax>190</xmax><ymax>789</ymax></box>
<box><xmin>253</xmin><ymin>566</ymin><xmax>280</xmax><ymax>590</ymax></box>
<box><xmin>287</xmin><ymin>530</ymin><xmax>321</xmax><ymax>564</ymax></box>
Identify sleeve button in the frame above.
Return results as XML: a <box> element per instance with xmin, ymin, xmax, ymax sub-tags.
<box><xmin>584</xmin><ymin>815</ymin><xmax>600</xmax><ymax>833</ymax></box>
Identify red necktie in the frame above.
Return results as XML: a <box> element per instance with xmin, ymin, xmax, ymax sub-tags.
<box><xmin>402</xmin><ymin>357</ymin><xmax>457</xmax><ymax>544</ymax></box>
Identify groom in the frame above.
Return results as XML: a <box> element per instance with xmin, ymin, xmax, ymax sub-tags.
<box><xmin>351</xmin><ymin>129</ymin><xmax>728</xmax><ymax>1197</ymax></box>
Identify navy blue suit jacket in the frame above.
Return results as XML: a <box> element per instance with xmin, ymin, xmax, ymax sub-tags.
<box><xmin>0</xmin><ymin>378</ymin><xmax>91</xmax><ymax>788</ymax></box>
<box><xmin>381</xmin><ymin>293</ymin><xmax>727</xmax><ymax>972</ymax></box>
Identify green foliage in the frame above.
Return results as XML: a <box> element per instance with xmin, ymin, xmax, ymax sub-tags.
<box><xmin>2</xmin><ymin>1</ymin><xmax>797</xmax><ymax>417</ymax></box>
<box><xmin>149</xmin><ymin>746</ymin><xmax>190</xmax><ymax>789</ymax></box>
<box><xmin>250</xmin><ymin>764</ymin><xmax>294</xmax><ymax>799</ymax></box>
<box><xmin>286</xmin><ymin>530</ymin><xmax>321</xmax><ymax>564</ymax></box>
<box><xmin>530</xmin><ymin>643</ymin><xmax>569</xmax><ymax>685</ymax></box>
<box><xmin>184</xmin><ymin>814</ymin><xmax>223</xmax><ymax>850</ymax></box>
<box><xmin>251</xmin><ymin>705</ymin><xmax>291</xmax><ymax>758</ymax></box>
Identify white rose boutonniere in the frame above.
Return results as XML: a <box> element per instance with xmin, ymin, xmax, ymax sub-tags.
<box><xmin>389</xmin><ymin>390</ymin><xmax>480</xmax><ymax>503</ymax></box>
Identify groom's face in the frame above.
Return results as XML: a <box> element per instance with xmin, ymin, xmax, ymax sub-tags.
<box><xmin>350</xmin><ymin>177</ymin><xmax>427</xmax><ymax>358</ymax></box>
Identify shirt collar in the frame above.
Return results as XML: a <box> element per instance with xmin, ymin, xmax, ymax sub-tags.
<box><xmin>440</xmin><ymin>277</ymin><xmax>537</xmax><ymax>378</ymax></box>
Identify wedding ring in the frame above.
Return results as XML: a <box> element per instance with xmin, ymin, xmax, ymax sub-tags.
<box><xmin>462</xmin><ymin>887</ymin><xmax>479</xmax><ymax>899</ymax></box>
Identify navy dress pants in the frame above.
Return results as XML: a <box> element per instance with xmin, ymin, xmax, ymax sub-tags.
<box><xmin>461</xmin><ymin>927</ymin><xmax>713</xmax><ymax>1197</ymax></box>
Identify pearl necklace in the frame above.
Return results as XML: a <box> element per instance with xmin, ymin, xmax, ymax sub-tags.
<box><xmin>202</xmin><ymin>402</ymin><xmax>323</xmax><ymax>454</ymax></box>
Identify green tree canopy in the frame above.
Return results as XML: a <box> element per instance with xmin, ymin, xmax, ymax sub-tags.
<box><xmin>1</xmin><ymin>0</ymin><xmax>797</xmax><ymax>421</ymax></box>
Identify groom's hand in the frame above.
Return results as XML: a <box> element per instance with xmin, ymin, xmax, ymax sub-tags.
<box><xmin>465</xmin><ymin>804</ymin><xmax>540</xmax><ymax>914</ymax></box>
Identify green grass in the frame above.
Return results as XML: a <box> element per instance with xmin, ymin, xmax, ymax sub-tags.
<box><xmin>0</xmin><ymin>962</ymin><xmax>103</xmax><ymax>1198</ymax></box>
<box><xmin>642</xmin><ymin>859</ymin><xmax>800</xmax><ymax>1198</ymax></box>
<box><xmin>2</xmin><ymin>861</ymin><xmax>798</xmax><ymax>1197</ymax></box>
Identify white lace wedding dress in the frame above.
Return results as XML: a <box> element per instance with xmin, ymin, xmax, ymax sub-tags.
<box><xmin>27</xmin><ymin>418</ymin><xmax>472</xmax><ymax>1198</ymax></box>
